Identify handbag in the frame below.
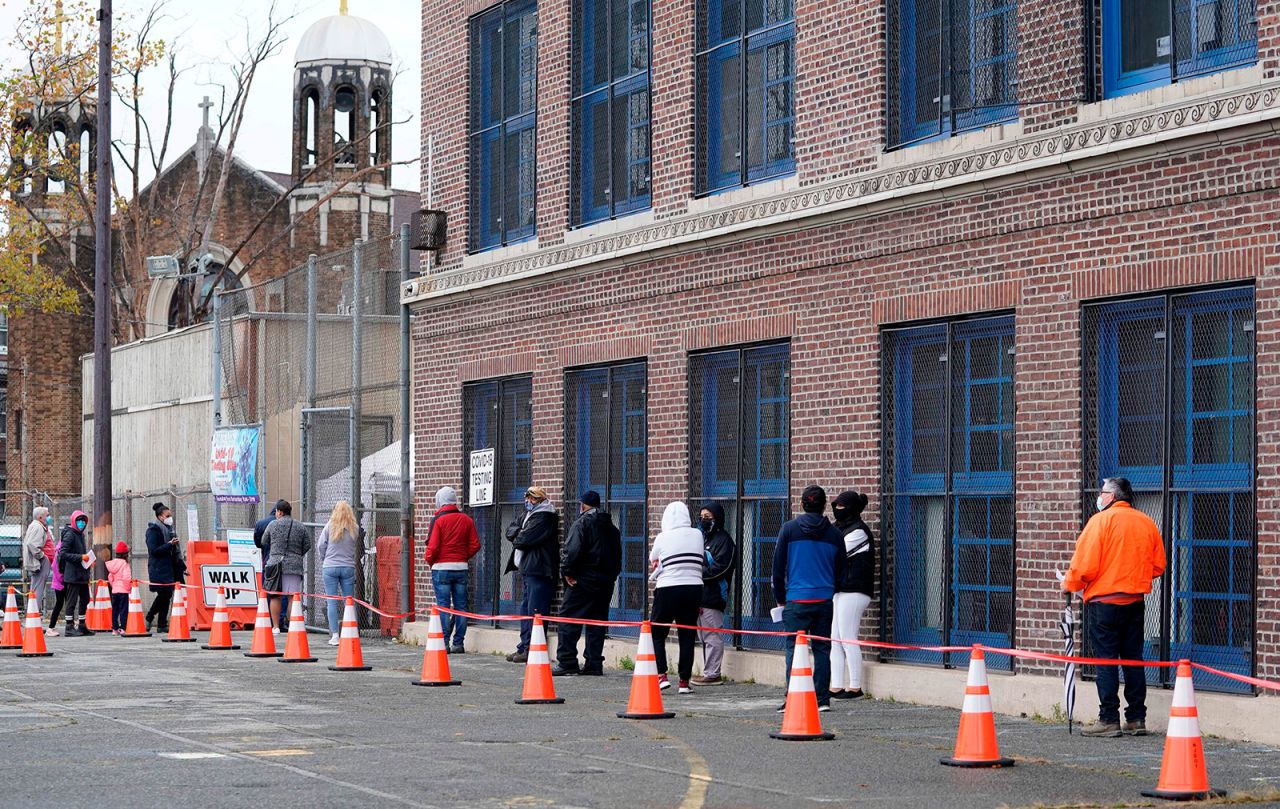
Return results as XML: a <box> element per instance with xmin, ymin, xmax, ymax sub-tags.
<box><xmin>263</xmin><ymin>521</ymin><xmax>294</xmax><ymax>592</ymax></box>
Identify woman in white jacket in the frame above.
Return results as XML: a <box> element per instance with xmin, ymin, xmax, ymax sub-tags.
<box><xmin>649</xmin><ymin>502</ymin><xmax>706</xmax><ymax>694</ymax></box>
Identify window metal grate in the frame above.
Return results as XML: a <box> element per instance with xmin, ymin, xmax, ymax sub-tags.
<box><xmin>1081</xmin><ymin>286</ymin><xmax>1255</xmax><ymax>693</ymax></box>
<box><xmin>1101</xmin><ymin>0</ymin><xmax>1256</xmax><ymax>96</ymax></box>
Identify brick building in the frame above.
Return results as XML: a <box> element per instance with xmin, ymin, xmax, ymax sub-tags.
<box><xmin>7</xmin><ymin>6</ymin><xmax>417</xmax><ymax>519</ymax></box>
<box><xmin>406</xmin><ymin>0</ymin><xmax>1280</xmax><ymax>707</ymax></box>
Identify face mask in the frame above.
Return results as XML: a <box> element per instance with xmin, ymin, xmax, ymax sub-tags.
<box><xmin>74</xmin><ymin>520</ymin><xmax>87</xmax><ymax>532</ymax></box>
<box><xmin>1095</xmin><ymin>496</ymin><xmax>1109</xmax><ymax>513</ymax></box>
<box><xmin>699</xmin><ymin>519</ymin><xmax>714</xmax><ymax>533</ymax></box>
<box><xmin>163</xmin><ymin>516</ymin><xmax>174</xmax><ymax>526</ymax></box>
<box><xmin>832</xmin><ymin>507</ymin><xmax>846</xmax><ymax>522</ymax></box>
<box><xmin>525</xmin><ymin>502</ymin><xmax>535</xmax><ymax>512</ymax></box>
<box><xmin>44</xmin><ymin>516</ymin><xmax>52</xmax><ymax>525</ymax></box>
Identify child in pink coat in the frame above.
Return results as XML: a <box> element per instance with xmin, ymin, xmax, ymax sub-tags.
<box><xmin>105</xmin><ymin>542</ymin><xmax>133</xmax><ymax>635</ymax></box>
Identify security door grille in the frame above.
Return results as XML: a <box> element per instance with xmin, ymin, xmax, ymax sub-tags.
<box><xmin>564</xmin><ymin>362</ymin><xmax>648</xmax><ymax>635</ymax></box>
<box><xmin>1082</xmin><ymin>286</ymin><xmax>1255</xmax><ymax>693</ymax></box>
<box><xmin>689</xmin><ymin>343</ymin><xmax>790</xmax><ymax>651</ymax></box>
<box><xmin>881</xmin><ymin>315</ymin><xmax>1016</xmax><ymax>670</ymax></box>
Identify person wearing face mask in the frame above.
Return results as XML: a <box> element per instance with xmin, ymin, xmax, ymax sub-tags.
<box><xmin>829</xmin><ymin>491</ymin><xmax>874</xmax><ymax>700</ymax></box>
<box><xmin>22</xmin><ymin>507</ymin><xmax>55</xmax><ymax>609</ymax></box>
<box><xmin>504</xmin><ymin>486</ymin><xmax>560</xmax><ymax>663</ymax></box>
<box><xmin>56</xmin><ymin>510</ymin><xmax>94</xmax><ymax>636</ymax></box>
<box><xmin>1063</xmin><ymin>477</ymin><xmax>1165</xmax><ymax>738</ymax></box>
<box><xmin>691</xmin><ymin>503</ymin><xmax>734</xmax><ymax>686</ymax></box>
<box><xmin>552</xmin><ymin>491</ymin><xmax>621</xmax><ymax>676</ymax></box>
<box><xmin>145</xmin><ymin>502</ymin><xmax>185</xmax><ymax>633</ymax></box>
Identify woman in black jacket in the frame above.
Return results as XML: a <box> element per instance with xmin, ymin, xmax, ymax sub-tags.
<box><xmin>145</xmin><ymin>502</ymin><xmax>184</xmax><ymax>632</ymax></box>
<box><xmin>830</xmin><ymin>491</ymin><xmax>874</xmax><ymax>699</ymax></box>
<box><xmin>57</xmin><ymin>510</ymin><xmax>94</xmax><ymax>636</ymax></box>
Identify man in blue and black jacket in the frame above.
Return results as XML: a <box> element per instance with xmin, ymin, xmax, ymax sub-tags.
<box><xmin>772</xmin><ymin>485</ymin><xmax>845</xmax><ymax>711</ymax></box>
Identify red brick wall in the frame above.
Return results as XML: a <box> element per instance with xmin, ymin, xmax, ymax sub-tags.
<box><xmin>411</xmin><ymin>131</ymin><xmax>1280</xmax><ymax>685</ymax></box>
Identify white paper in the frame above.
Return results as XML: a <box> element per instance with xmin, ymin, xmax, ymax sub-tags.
<box><xmin>1055</xmin><ymin>569</ymin><xmax>1066</xmax><ymax>583</ymax></box>
<box><xmin>770</xmin><ymin>606</ymin><xmax>784</xmax><ymax>624</ymax></box>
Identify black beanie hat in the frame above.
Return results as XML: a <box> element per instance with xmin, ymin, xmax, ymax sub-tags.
<box><xmin>832</xmin><ymin>491</ymin><xmax>868</xmax><ymax>518</ymax></box>
<box><xmin>801</xmin><ymin>485</ymin><xmax>827</xmax><ymax>513</ymax></box>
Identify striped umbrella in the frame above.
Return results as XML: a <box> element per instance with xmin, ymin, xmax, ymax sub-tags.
<box><xmin>1060</xmin><ymin>592</ymin><xmax>1077</xmax><ymax>734</ymax></box>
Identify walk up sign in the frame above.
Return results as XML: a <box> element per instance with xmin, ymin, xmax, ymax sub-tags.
<box><xmin>470</xmin><ymin>448</ymin><xmax>494</xmax><ymax>507</ymax></box>
<box><xmin>200</xmin><ymin>564</ymin><xmax>258</xmax><ymax>607</ymax></box>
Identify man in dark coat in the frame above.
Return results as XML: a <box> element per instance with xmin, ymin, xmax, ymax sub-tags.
<box><xmin>552</xmin><ymin>491</ymin><xmax>622</xmax><ymax>676</ymax></box>
<box><xmin>145</xmin><ymin>502</ymin><xmax>184</xmax><ymax>633</ymax></box>
<box><xmin>57</xmin><ymin>510</ymin><xmax>94</xmax><ymax>635</ymax></box>
<box><xmin>693</xmin><ymin>502</ymin><xmax>735</xmax><ymax>685</ymax></box>
<box><xmin>504</xmin><ymin>486</ymin><xmax>559</xmax><ymax>663</ymax></box>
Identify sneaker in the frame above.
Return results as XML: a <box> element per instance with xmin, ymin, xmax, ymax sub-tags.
<box><xmin>327</xmin><ymin>635</ymin><xmax>340</xmax><ymax>647</ymax></box>
<box><xmin>63</xmin><ymin>624</ymin><xmax>82</xmax><ymax>637</ymax></box>
<box><xmin>1123</xmin><ymin>720</ymin><xmax>1148</xmax><ymax>736</ymax></box>
<box><xmin>831</xmin><ymin>689</ymin><xmax>864</xmax><ymax>700</ymax></box>
<box><xmin>678</xmin><ymin>680</ymin><xmax>692</xmax><ymax>694</ymax></box>
<box><xmin>1081</xmin><ymin>721</ymin><xmax>1123</xmax><ymax>738</ymax></box>
<box><xmin>776</xmin><ymin>703</ymin><xmax>788</xmax><ymax>713</ymax></box>
<box><xmin>506</xmin><ymin>651</ymin><xmax>528</xmax><ymax>663</ymax></box>
<box><xmin>657</xmin><ymin>674</ymin><xmax>671</xmax><ymax>690</ymax></box>
<box><xmin>551</xmin><ymin>666</ymin><xmax>581</xmax><ymax>677</ymax></box>
<box><xmin>272</xmin><ymin>627</ymin><xmax>281</xmax><ymax>635</ymax></box>
<box><xmin>818</xmin><ymin>703</ymin><xmax>831</xmax><ymax>713</ymax></box>
<box><xmin>114</xmin><ymin>629</ymin><xmax>124</xmax><ymax>636</ymax></box>
<box><xmin>145</xmin><ymin>617</ymin><xmax>154</xmax><ymax>633</ymax></box>
<box><xmin>691</xmin><ymin>675</ymin><xmax>723</xmax><ymax>686</ymax></box>
<box><xmin>449</xmin><ymin>646</ymin><xmax>465</xmax><ymax>655</ymax></box>
<box><xmin>44</xmin><ymin>628</ymin><xmax>59</xmax><ymax>637</ymax></box>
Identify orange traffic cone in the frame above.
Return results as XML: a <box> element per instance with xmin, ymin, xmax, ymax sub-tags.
<box><xmin>617</xmin><ymin>621</ymin><xmax>674</xmax><ymax>719</ymax></box>
<box><xmin>0</xmin><ymin>586</ymin><xmax>24</xmax><ymax>649</ymax></box>
<box><xmin>279</xmin><ymin>594</ymin><xmax>317</xmax><ymax>663</ymax></box>
<box><xmin>244</xmin><ymin>592</ymin><xmax>282</xmax><ymax>657</ymax></box>
<box><xmin>122</xmin><ymin>583</ymin><xmax>152</xmax><ymax>637</ymax></box>
<box><xmin>515</xmin><ymin>615</ymin><xmax>564</xmax><ymax>705</ymax></box>
<box><xmin>16</xmin><ymin>591</ymin><xmax>53</xmax><ymax>657</ymax></box>
<box><xmin>162</xmin><ymin>584</ymin><xmax>195</xmax><ymax>642</ymax></box>
<box><xmin>85</xmin><ymin>581</ymin><xmax>111</xmax><ymax>632</ymax></box>
<box><xmin>201</xmin><ymin>587</ymin><xmax>240</xmax><ymax>650</ymax></box>
<box><xmin>411</xmin><ymin>607</ymin><xmax>460</xmax><ymax>686</ymax></box>
<box><xmin>329</xmin><ymin>597</ymin><xmax>371</xmax><ymax>671</ymax></box>
<box><xmin>1141</xmin><ymin>660</ymin><xmax>1225</xmax><ymax>800</ymax></box>
<box><xmin>770</xmin><ymin>632</ymin><xmax>834</xmax><ymax>740</ymax></box>
<box><xmin>941</xmin><ymin>646</ymin><xmax>1014</xmax><ymax>767</ymax></box>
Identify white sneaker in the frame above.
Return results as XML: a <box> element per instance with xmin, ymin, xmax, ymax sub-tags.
<box><xmin>44</xmin><ymin>627</ymin><xmax>59</xmax><ymax>637</ymax></box>
<box><xmin>271</xmin><ymin>627</ymin><xmax>281</xmax><ymax>636</ymax></box>
<box><xmin>327</xmin><ymin>634</ymin><xmax>339</xmax><ymax>646</ymax></box>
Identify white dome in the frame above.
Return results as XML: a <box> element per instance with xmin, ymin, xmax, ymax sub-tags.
<box><xmin>295</xmin><ymin>13</ymin><xmax>393</xmax><ymax>66</ymax></box>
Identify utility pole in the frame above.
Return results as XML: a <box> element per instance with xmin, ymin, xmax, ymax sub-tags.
<box><xmin>91</xmin><ymin>0</ymin><xmax>113</xmax><ymax>564</ymax></box>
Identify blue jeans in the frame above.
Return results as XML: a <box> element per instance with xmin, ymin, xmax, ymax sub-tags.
<box><xmin>517</xmin><ymin>573</ymin><xmax>555</xmax><ymax>653</ymax></box>
<box><xmin>431</xmin><ymin>569</ymin><xmax>470</xmax><ymax>648</ymax></box>
<box><xmin>1087</xmin><ymin>600</ymin><xmax>1148</xmax><ymax>723</ymax></box>
<box><xmin>783</xmin><ymin>600</ymin><xmax>834</xmax><ymax>706</ymax></box>
<box><xmin>323</xmin><ymin>566</ymin><xmax>356</xmax><ymax>635</ymax></box>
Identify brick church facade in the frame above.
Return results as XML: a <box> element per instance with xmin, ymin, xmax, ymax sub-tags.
<box><xmin>6</xmin><ymin>7</ymin><xmax>415</xmax><ymax>518</ymax></box>
<box><xmin>407</xmin><ymin>0</ymin><xmax>1280</xmax><ymax>701</ymax></box>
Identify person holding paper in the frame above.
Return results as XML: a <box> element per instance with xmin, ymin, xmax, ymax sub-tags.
<box><xmin>57</xmin><ymin>510</ymin><xmax>94</xmax><ymax>636</ymax></box>
<box><xmin>771</xmin><ymin>486</ymin><xmax>845</xmax><ymax>712</ymax></box>
<box><xmin>145</xmin><ymin>502</ymin><xmax>184</xmax><ymax>633</ymax></box>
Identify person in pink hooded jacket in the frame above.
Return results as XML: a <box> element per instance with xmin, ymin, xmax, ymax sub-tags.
<box><xmin>104</xmin><ymin>541</ymin><xmax>133</xmax><ymax>635</ymax></box>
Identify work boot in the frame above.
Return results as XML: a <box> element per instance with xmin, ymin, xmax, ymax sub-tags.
<box><xmin>691</xmin><ymin>675</ymin><xmax>723</xmax><ymax>686</ymax></box>
<box><xmin>550</xmin><ymin>666</ymin><xmax>580</xmax><ymax>677</ymax></box>
<box><xmin>1123</xmin><ymin>720</ymin><xmax>1148</xmax><ymax>736</ymax></box>
<box><xmin>506</xmin><ymin>650</ymin><xmax>528</xmax><ymax>663</ymax></box>
<box><xmin>78</xmin><ymin>624</ymin><xmax>95</xmax><ymax>636</ymax></box>
<box><xmin>579</xmin><ymin>668</ymin><xmax>604</xmax><ymax>676</ymax></box>
<box><xmin>1081</xmin><ymin>721</ymin><xmax>1122</xmax><ymax>738</ymax></box>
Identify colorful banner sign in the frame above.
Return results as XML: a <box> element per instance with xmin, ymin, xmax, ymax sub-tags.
<box><xmin>210</xmin><ymin>425</ymin><xmax>261</xmax><ymax>504</ymax></box>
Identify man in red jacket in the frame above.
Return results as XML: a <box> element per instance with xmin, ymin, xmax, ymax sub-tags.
<box><xmin>425</xmin><ymin>486</ymin><xmax>481</xmax><ymax>653</ymax></box>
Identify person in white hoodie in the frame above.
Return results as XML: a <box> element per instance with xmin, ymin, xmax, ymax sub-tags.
<box><xmin>648</xmin><ymin>502</ymin><xmax>706</xmax><ymax>694</ymax></box>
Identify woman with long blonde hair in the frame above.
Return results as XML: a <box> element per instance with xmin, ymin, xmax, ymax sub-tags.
<box><xmin>316</xmin><ymin>500</ymin><xmax>363</xmax><ymax>645</ymax></box>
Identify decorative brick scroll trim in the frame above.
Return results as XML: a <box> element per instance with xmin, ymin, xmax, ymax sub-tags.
<box><xmin>556</xmin><ymin>335</ymin><xmax>653</xmax><ymax>369</ymax></box>
<box><xmin>459</xmin><ymin>352</ymin><xmax>536</xmax><ymax>383</ymax></box>
<box><xmin>1073</xmin><ymin>247</ymin><xmax>1261</xmax><ymax>300</ymax></box>
<box><xmin>682</xmin><ymin>313</ymin><xmax>795</xmax><ymax>352</ymax></box>
<box><xmin>872</xmin><ymin>281</ymin><xmax>1022</xmax><ymax>326</ymax></box>
<box><xmin>409</xmin><ymin>84</ymin><xmax>1280</xmax><ymax>302</ymax></box>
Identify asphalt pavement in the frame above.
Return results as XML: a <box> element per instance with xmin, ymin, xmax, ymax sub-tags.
<box><xmin>1</xmin><ymin>630</ymin><xmax>1278</xmax><ymax>809</ymax></box>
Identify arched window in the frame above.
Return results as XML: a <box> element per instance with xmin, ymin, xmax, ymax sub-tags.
<box><xmin>14</xmin><ymin>118</ymin><xmax>33</xmax><ymax>196</ymax></box>
<box><xmin>303</xmin><ymin>88</ymin><xmax>319</xmax><ymax>166</ymax></box>
<box><xmin>79</xmin><ymin>126</ymin><xmax>91</xmax><ymax>186</ymax></box>
<box><xmin>333</xmin><ymin>85</ymin><xmax>357</xmax><ymax>166</ymax></box>
<box><xmin>370</xmin><ymin>88</ymin><xmax>386</xmax><ymax>167</ymax></box>
<box><xmin>166</xmin><ymin>264</ymin><xmax>247</xmax><ymax>330</ymax></box>
<box><xmin>47</xmin><ymin>123</ymin><xmax>68</xmax><ymax>194</ymax></box>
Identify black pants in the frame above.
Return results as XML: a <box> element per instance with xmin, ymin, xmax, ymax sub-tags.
<box><xmin>110</xmin><ymin>593</ymin><xmax>128</xmax><ymax>631</ymax></box>
<box><xmin>49</xmin><ymin>588</ymin><xmax>67</xmax><ymax>627</ymax></box>
<box><xmin>651</xmin><ymin>584</ymin><xmax>702</xmax><ymax>682</ymax></box>
<box><xmin>556</xmin><ymin>583</ymin><xmax>614</xmax><ymax>672</ymax></box>
<box><xmin>1088</xmin><ymin>600</ymin><xmax>1148</xmax><ymax>723</ymax></box>
<box><xmin>63</xmin><ymin>583</ymin><xmax>90</xmax><ymax>625</ymax></box>
<box><xmin>146</xmin><ymin>588</ymin><xmax>173</xmax><ymax>630</ymax></box>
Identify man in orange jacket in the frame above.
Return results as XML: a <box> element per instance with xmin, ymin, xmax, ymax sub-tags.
<box><xmin>1063</xmin><ymin>477</ymin><xmax>1166</xmax><ymax>737</ymax></box>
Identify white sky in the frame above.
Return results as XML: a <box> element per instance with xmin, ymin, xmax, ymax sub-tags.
<box><xmin>0</xmin><ymin>0</ymin><xmax>422</xmax><ymax>192</ymax></box>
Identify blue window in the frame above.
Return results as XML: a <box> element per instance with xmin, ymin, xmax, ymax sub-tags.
<box><xmin>1084</xmin><ymin>287</ymin><xmax>1255</xmax><ymax>692</ymax></box>
<box><xmin>572</xmin><ymin>0</ymin><xmax>651</xmax><ymax>226</ymax></box>
<box><xmin>695</xmin><ymin>0</ymin><xmax>795</xmax><ymax>194</ymax></box>
<box><xmin>470</xmin><ymin>0</ymin><xmax>538</xmax><ymax>252</ymax></box>
<box><xmin>564</xmin><ymin>363</ymin><xmax>648</xmax><ymax>633</ymax></box>
<box><xmin>883</xmin><ymin>315</ymin><xmax>1015</xmax><ymax>669</ymax></box>
<box><xmin>887</xmin><ymin>0</ymin><xmax>1018</xmax><ymax>148</ymax></box>
<box><xmin>689</xmin><ymin>343</ymin><xmax>789</xmax><ymax>651</ymax></box>
<box><xmin>462</xmin><ymin>376</ymin><xmax>533</xmax><ymax>617</ymax></box>
<box><xmin>1102</xmin><ymin>0</ymin><xmax>1256</xmax><ymax>97</ymax></box>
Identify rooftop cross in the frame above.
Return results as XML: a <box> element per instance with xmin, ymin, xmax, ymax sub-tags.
<box><xmin>199</xmin><ymin>96</ymin><xmax>214</xmax><ymax>129</ymax></box>
<box><xmin>53</xmin><ymin>0</ymin><xmax>69</xmax><ymax>57</ymax></box>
